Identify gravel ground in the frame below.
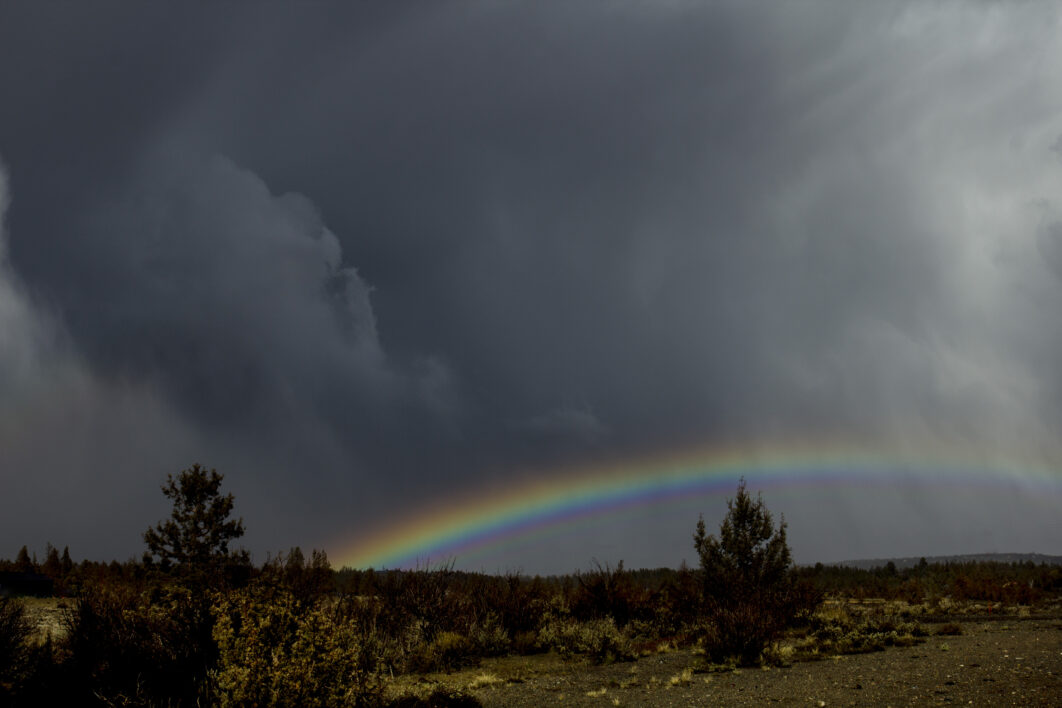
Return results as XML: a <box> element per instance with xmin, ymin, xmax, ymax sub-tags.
<box><xmin>457</xmin><ymin>618</ymin><xmax>1062</xmax><ymax>707</ymax></box>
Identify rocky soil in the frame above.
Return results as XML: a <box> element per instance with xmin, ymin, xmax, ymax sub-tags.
<box><xmin>416</xmin><ymin>617</ymin><xmax>1062</xmax><ymax>707</ymax></box>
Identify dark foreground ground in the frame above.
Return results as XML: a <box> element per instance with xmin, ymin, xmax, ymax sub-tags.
<box><xmin>398</xmin><ymin>617</ymin><xmax>1061</xmax><ymax>707</ymax></box>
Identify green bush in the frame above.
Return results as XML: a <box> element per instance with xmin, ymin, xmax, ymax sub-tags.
<box><xmin>538</xmin><ymin>617</ymin><xmax>636</xmax><ymax>664</ymax></box>
<box><xmin>806</xmin><ymin>609</ymin><xmax>926</xmax><ymax>656</ymax></box>
<box><xmin>467</xmin><ymin>613</ymin><xmax>510</xmax><ymax>657</ymax></box>
<box><xmin>212</xmin><ymin>586</ymin><xmax>382</xmax><ymax>707</ymax></box>
<box><xmin>405</xmin><ymin>630</ymin><xmax>476</xmax><ymax>674</ymax></box>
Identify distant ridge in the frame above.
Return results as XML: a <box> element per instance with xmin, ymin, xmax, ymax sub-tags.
<box><xmin>833</xmin><ymin>552</ymin><xmax>1062</xmax><ymax>571</ymax></box>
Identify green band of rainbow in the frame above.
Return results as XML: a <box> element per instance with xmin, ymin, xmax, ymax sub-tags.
<box><xmin>335</xmin><ymin>442</ymin><xmax>1062</xmax><ymax>570</ymax></box>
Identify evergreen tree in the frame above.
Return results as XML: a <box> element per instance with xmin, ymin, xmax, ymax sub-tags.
<box><xmin>14</xmin><ymin>546</ymin><xmax>33</xmax><ymax>574</ymax></box>
<box><xmin>143</xmin><ymin>463</ymin><xmax>245</xmax><ymax>584</ymax></box>
<box><xmin>693</xmin><ymin>478</ymin><xmax>807</xmax><ymax>664</ymax></box>
<box><xmin>284</xmin><ymin>546</ymin><xmax>306</xmax><ymax>578</ymax></box>
<box><xmin>41</xmin><ymin>544</ymin><xmax>62</xmax><ymax>578</ymax></box>
<box><xmin>60</xmin><ymin>547</ymin><xmax>74</xmax><ymax>575</ymax></box>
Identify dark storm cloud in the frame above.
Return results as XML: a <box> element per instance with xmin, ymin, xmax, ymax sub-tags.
<box><xmin>2</xmin><ymin>2</ymin><xmax>1062</xmax><ymax>569</ymax></box>
<box><xmin>0</xmin><ymin>160</ymin><xmax>206</xmax><ymax>553</ymax></box>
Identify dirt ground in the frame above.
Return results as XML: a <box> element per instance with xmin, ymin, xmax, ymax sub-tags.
<box><xmin>404</xmin><ymin>617</ymin><xmax>1062</xmax><ymax>707</ymax></box>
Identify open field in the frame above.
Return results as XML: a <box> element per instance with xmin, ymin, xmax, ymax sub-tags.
<box><xmin>394</xmin><ymin>615</ymin><xmax>1062</xmax><ymax>707</ymax></box>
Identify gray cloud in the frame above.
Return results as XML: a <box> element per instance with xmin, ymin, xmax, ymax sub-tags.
<box><xmin>0</xmin><ymin>161</ymin><xmax>208</xmax><ymax>554</ymax></box>
<box><xmin>1</xmin><ymin>1</ymin><xmax>1061</xmax><ymax>570</ymax></box>
<box><xmin>79</xmin><ymin>152</ymin><xmax>392</xmax><ymax>420</ymax></box>
<box><xmin>516</xmin><ymin>404</ymin><xmax>609</xmax><ymax>445</ymax></box>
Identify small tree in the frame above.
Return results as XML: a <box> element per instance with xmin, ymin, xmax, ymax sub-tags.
<box><xmin>41</xmin><ymin>543</ymin><xmax>62</xmax><ymax>578</ymax></box>
<box><xmin>14</xmin><ymin>546</ymin><xmax>33</xmax><ymax>574</ymax></box>
<box><xmin>144</xmin><ymin>464</ymin><xmax>245</xmax><ymax>583</ymax></box>
<box><xmin>693</xmin><ymin>478</ymin><xmax>805</xmax><ymax>665</ymax></box>
<box><xmin>60</xmin><ymin>547</ymin><xmax>73</xmax><ymax>576</ymax></box>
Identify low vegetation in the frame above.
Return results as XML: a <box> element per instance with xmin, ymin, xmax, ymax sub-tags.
<box><xmin>1</xmin><ymin>465</ymin><xmax>1059</xmax><ymax>706</ymax></box>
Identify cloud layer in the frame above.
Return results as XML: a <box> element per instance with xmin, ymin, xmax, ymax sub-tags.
<box><xmin>1</xmin><ymin>2</ymin><xmax>1061</xmax><ymax>570</ymax></box>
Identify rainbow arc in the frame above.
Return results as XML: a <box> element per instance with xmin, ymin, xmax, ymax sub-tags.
<box><xmin>335</xmin><ymin>441</ymin><xmax>1062</xmax><ymax>570</ymax></box>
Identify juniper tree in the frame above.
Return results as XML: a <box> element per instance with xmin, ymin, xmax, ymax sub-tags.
<box><xmin>14</xmin><ymin>546</ymin><xmax>33</xmax><ymax>574</ymax></box>
<box><xmin>693</xmin><ymin>478</ymin><xmax>807</xmax><ymax>665</ymax></box>
<box><xmin>143</xmin><ymin>464</ymin><xmax>245</xmax><ymax>584</ymax></box>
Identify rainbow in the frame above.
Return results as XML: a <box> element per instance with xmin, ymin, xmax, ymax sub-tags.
<box><xmin>335</xmin><ymin>440</ymin><xmax>1062</xmax><ymax>570</ymax></box>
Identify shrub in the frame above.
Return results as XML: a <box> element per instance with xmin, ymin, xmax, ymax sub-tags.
<box><xmin>369</xmin><ymin>565</ymin><xmax>465</xmax><ymax>643</ymax></box>
<box><xmin>212</xmin><ymin>586</ymin><xmax>383</xmax><ymax>707</ymax></box>
<box><xmin>259</xmin><ymin>547</ymin><xmax>336</xmax><ymax>608</ymax></box>
<box><xmin>538</xmin><ymin>617</ymin><xmax>636</xmax><ymax>664</ymax></box>
<box><xmin>61</xmin><ymin>582</ymin><xmax>216</xmax><ymax>705</ymax></box>
<box><xmin>648</xmin><ymin>564</ymin><xmax>702</xmax><ymax>639</ymax></box>
<box><xmin>0</xmin><ymin>596</ymin><xmax>33</xmax><ymax>698</ymax></box>
<box><xmin>406</xmin><ymin>630</ymin><xmax>479</xmax><ymax>674</ymax></box>
<box><xmin>803</xmin><ymin>607</ymin><xmax>927</xmax><ymax>656</ymax></box>
<box><xmin>467</xmin><ymin>614</ymin><xmax>510</xmax><ymax>657</ymax></box>
<box><xmin>474</xmin><ymin>573</ymin><xmax>551</xmax><ymax>640</ymax></box>
<box><xmin>569</xmin><ymin>561</ymin><xmax>652</xmax><ymax>627</ymax></box>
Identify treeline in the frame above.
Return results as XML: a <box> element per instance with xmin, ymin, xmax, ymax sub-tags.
<box><xmin>0</xmin><ymin>544</ymin><xmax>75</xmax><ymax>596</ymax></box>
<box><xmin>796</xmin><ymin>558</ymin><xmax>1062</xmax><ymax>605</ymax></box>
<box><xmin>0</xmin><ymin>545</ymin><xmax>256</xmax><ymax>598</ymax></box>
<box><xmin>6</xmin><ymin>546</ymin><xmax>1059</xmax><ymax>609</ymax></box>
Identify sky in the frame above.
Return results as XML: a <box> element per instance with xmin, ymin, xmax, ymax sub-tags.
<box><xmin>1</xmin><ymin>1</ymin><xmax>1061</xmax><ymax>574</ymax></box>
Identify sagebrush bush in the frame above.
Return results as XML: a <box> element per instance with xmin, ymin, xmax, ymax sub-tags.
<box><xmin>405</xmin><ymin>630</ymin><xmax>475</xmax><ymax>674</ymax></box>
<box><xmin>647</xmin><ymin>566</ymin><xmax>702</xmax><ymax>639</ymax></box>
<box><xmin>473</xmin><ymin>573</ymin><xmax>551</xmax><ymax>640</ymax></box>
<box><xmin>212</xmin><ymin>587</ymin><xmax>382</xmax><ymax>707</ymax></box>
<box><xmin>467</xmin><ymin>613</ymin><xmax>510</xmax><ymax>657</ymax></box>
<box><xmin>805</xmin><ymin>608</ymin><xmax>926</xmax><ymax>656</ymax></box>
<box><xmin>538</xmin><ymin>617</ymin><xmax>636</xmax><ymax>664</ymax></box>
<box><xmin>569</xmin><ymin>561</ymin><xmax>652</xmax><ymax>627</ymax></box>
<box><xmin>369</xmin><ymin>566</ymin><xmax>471</xmax><ymax>644</ymax></box>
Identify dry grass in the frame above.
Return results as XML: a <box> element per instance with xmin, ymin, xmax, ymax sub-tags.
<box><xmin>667</xmin><ymin>667</ymin><xmax>692</xmax><ymax>686</ymax></box>
<box><xmin>467</xmin><ymin>672</ymin><xmax>503</xmax><ymax>690</ymax></box>
<box><xmin>18</xmin><ymin>596</ymin><xmax>67</xmax><ymax>643</ymax></box>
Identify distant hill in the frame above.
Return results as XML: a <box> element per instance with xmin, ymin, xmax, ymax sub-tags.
<box><xmin>832</xmin><ymin>553</ymin><xmax>1062</xmax><ymax>571</ymax></box>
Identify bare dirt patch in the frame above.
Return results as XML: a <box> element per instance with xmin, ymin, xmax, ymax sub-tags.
<box><xmin>394</xmin><ymin>617</ymin><xmax>1061</xmax><ymax>707</ymax></box>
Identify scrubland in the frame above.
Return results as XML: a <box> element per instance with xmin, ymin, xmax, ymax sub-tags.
<box><xmin>2</xmin><ymin>557</ymin><xmax>1061</xmax><ymax>706</ymax></box>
